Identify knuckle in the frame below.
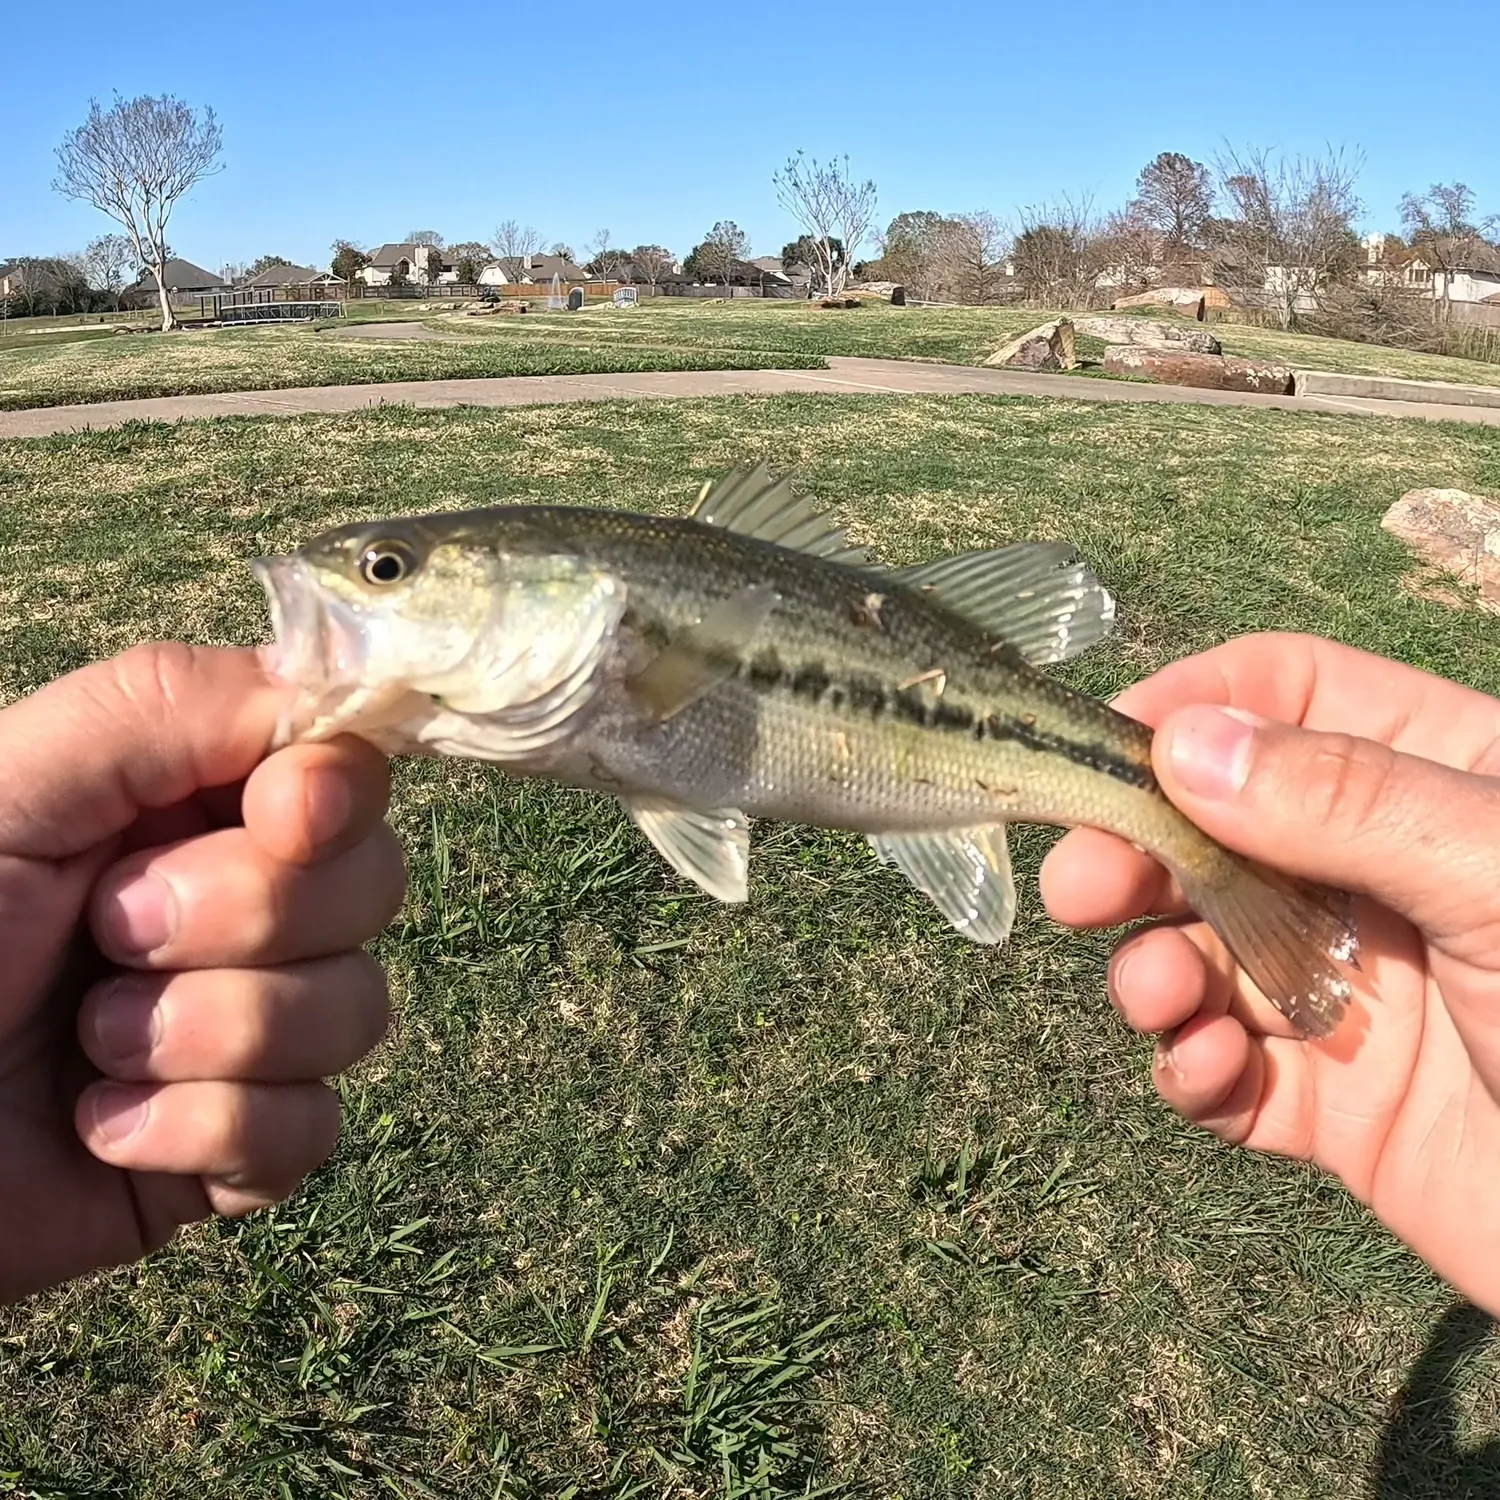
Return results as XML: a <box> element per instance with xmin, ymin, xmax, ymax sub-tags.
<box><xmin>107</xmin><ymin>641</ymin><xmax>202</xmax><ymax>721</ymax></box>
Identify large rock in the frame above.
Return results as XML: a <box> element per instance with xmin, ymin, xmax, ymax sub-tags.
<box><xmin>984</xmin><ymin>318</ymin><xmax>1076</xmax><ymax>371</ymax></box>
<box><xmin>1074</xmin><ymin>316</ymin><xmax>1221</xmax><ymax>355</ymax></box>
<box><xmin>1382</xmin><ymin>488</ymin><xmax>1500</xmax><ymax>613</ymax></box>
<box><xmin>1113</xmin><ymin>287</ymin><xmax>1210</xmax><ymax>319</ymax></box>
<box><xmin>1103</xmin><ymin>346</ymin><xmax>1294</xmax><ymax>394</ymax></box>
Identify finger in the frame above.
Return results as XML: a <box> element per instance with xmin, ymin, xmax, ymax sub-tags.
<box><xmin>76</xmin><ymin>1079</ymin><xmax>341</xmax><ymax>1195</ymax></box>
<box><xmin>78</xmin><ymin>952</ymin><xmax>390</xmax><ymax>1083</ymax></box>
<box><xmin>1152</xmin><ymin>705</ymin><xmax>1500</xmax><ymax>961</ymax></box>
<box><xmin>1109</xmin><ymin>923</ymin><xmax>1303</xmax><ymax>1040</ymax></box>
<box><xmin>241</xmin><ymin>737</ymin><xmax>392</xmax><ymax>867</ymax></box>
<box><xmin>1040</xmin><ymin>827</ymin><xmax>1186</xmax><ymax>928</ymax></box>
<box><xmin>90</xmin><ymin>824</ymin><xmax>406</xmax><ymax>968</ymax></box>
<box><xmin>1153</xmin><ymin>1012</ymin><xmax>1255</xmax><ymax>1126</ymax></box>
<box><xmin>1115</xmin><ymin>632</ymin><xmax>1500</xmax><ymax>771</ymax></box>
<box><xmin>0</xmin><ymin>643</ymin><xmax>291</xmax><ymax>862</ymax></box>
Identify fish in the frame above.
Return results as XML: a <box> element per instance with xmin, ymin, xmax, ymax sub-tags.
<box><xmin>252</xmin><ymin>462</ymin><xmax>1358</xmax><ymax>1037</ymax></box>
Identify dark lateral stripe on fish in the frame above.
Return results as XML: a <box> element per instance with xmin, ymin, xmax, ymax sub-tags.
<box><xmin>737</xmin><ymin>652</ymin><xmax>1156</xmax><ymax>791</ymax></box>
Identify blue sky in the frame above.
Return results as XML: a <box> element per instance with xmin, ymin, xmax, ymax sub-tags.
<box><xmin>4</xmin><ymin>0</ymin><xmax>1497</xmax><ymax>274</ymax></box>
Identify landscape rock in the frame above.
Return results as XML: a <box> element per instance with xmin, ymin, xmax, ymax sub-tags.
<box><xmin>1382</xmin><ymin>488</ymin><xmax>1500</xmax><ymax>613</ymax></box>
<box><xmin>1113</xmin><ymin>287</ymin><xmax>1211</xmax><ymax>320</ymax></box>
<box><xmin>1102</xmin><ymin>346</ymin><xmax>1294</xmax><ymax>394</ymax></box>
<box><xmin>984</xmin><ymin>318</ymin><xmax>1077</xmax><ymax>371</ymax></box>
<box><xmin>1074</xmin><ymin>316</ymin><xmax>1221</xmax><ymax>355</ymax></box>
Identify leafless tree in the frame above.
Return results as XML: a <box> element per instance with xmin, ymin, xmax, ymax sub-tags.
<box><xmin>82</xmin><ymin>232</ymin><xmax>134</xmax><ymax>309</ymax></box>
<box><xmin>1211</xmin><ymin>144</ymin><xmax>1363</xmax><ymax>331</ymax></box>
<box><xmin>1399</xmin><ymin>182</ymin><xmax>1500</xmax><ymax>320</ymax></box>
<box><xmin>1130</xmin><ymin>151</ymin><xmax>1213</xmax><ymax>252</ymax></box>
<box><xmin>405</xmin><ymin>229</ymin><xmax>444</xmax><ymax>247</ymax></box>
<box><xmin>935</xmin><ymin>212</ymin><xmax>1010</xmax><ymax>304</ymax></box>
<box><xmin>1010</xmin><ymin>196</ymin><xmax>1106</xmax><ymax>308</ymax></box>
<box><xmin>629</xmin><ymin>244</ymin><xmax>675</xmax><ymax>290</ymax></box>
<box><xmin>53</xmin><ymin>93</ymin><xmax>223</xmax><ymax>331</ymax></box>
<box><xmin>1092</xmin><ymin>207</ymin><xmax>1160</xmax><ymax>297</ymax></box>
<box><xmin>774</xmin><ymin>152</ymin><xmax>877</xmax><ymax>299</ymax></box>
<box><xmin>492</xmin><ymin>219</ymin><xmax>543</xmax><ymax>282</ymax></box>
<box><xmin>584</xmin><ymin>229</ymin><xmax>627</xmax><ymax>282</ymax></box>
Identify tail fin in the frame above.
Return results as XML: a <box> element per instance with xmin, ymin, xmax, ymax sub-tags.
<box><xmin>1177</xmin><ymin>857</ymin><xmax>1359</xmax><ymax>1038</ymax></box>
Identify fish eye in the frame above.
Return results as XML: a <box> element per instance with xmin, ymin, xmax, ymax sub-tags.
<box><xmin>359</xmin><ymin>539</ymin><xmax>418</xmax><ymax>587</ymax></box>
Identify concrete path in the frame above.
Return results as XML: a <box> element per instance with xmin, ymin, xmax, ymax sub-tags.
<box><xmin>4</xmin><ymin>356</ymin><xmax>1500</xmax><ymax>440</ymax></box>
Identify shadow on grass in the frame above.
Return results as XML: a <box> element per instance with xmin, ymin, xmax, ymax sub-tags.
<box><xmin>1372</xmin><ymin>1302</ymin><xmax>1500</xmax><ymax>1499</ymax></box>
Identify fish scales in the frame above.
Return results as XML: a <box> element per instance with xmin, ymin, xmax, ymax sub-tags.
<box><xmin>253</xmin><ymin>464</ymin><xmax>1360</xmax><ymax>1038</ymax></box>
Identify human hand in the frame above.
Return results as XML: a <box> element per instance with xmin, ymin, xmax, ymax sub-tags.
<box><xmin>0</xmin><ymin>643</ymin><xmax>404</xmax><ymax>1304</ymax></box>
<box><xmin>1041</xmin><ymin>632</ymin><xmax>1500</xmax><ymax>1314</ymax></box>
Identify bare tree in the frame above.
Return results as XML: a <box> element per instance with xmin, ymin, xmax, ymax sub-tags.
<box><xmin>1399</xmin><ymin>182</ymin><xmax>1499</xmax><ymax>320</ymax></box>
<box><xmin>492</xmin><ymin>219</ymin><xmax>543</xmax><ymax>283</ymax></box>
<box><xmin>1092</xmin><ymin>206</ymin><xmax>1160</xmax><ymax>297</ymax></box>
<box><xmin>879</xmin><ymin>211</ymin><xmax>958</xmax><ymax>300</ymax></box>
<box><xmin>629</xmin><ymin>244</ymin><xmax>674</xmax><ymax>290</ymax></box>
<box><xmin>584</xmin><ymin>229</ymin><xmax>627</xmax><ymax>282</ymax></box>
<box><xmin>1211</xmin><ymin>144</ymin><xmax>1363</xmax><ymax>331</ymax></box>
<box><xmin>933</xmin><ymin>212</ymin><xmax>1009</xmax><ymax>304</ymax></box>
<box><xmin>1010</xmin><ymin>196</ymin><xmax>1105</xmax><ymax>308</ymax></box>
<box><xmin>54</xmin><ymin>94</ymin><xmax>222</xmax><ymax>332</ymax></box>
<box><xmin>774</xmin><ymin>152</ymin><xmax>878</xmax><ymax>299</ymax></box>
<box><xmin>82</xmin><ymin>232</ymin><xmax>134</xmax><ymax>309</ymax></box>
<box><xmin>1130</xmin><ymin>151</ymin><xmax>1213</xmax><ymax>252</ymax></box>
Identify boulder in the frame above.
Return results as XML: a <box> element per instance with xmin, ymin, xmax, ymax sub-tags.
<box><xmin>1113</xmin><ymin>287</ymin><xmax>1210</xmax><ymax>320</ymax></box>
<box><xmin>1102</xmin><ymin>346</ymin><xmax>1294</xmax><ymax>394</ymax></box>
<box><xmin>1074</xmin><ymin>316</ymin><xmax>1221</xmax><ymax>355</ymax></box>
<box><xmin>1382</xmin><ymin>488</ymin><xmax>1500</xmax><ymax>613</ymax></box>
<box><xmin>984</xmin><ymin>318</ymin><xmax>1077</xmax><ymax>371</ymax></box>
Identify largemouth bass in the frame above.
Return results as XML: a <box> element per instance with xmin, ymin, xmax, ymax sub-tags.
<box><xmin>253</xmin><ymin>464</ymin><xmax>1358</xmax><ymax>1036</ymax></box>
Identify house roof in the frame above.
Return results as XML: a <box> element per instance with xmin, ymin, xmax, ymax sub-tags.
<box><xmin>242</xmin><ymin>261</ymin><xmax>324</xmax><ymax>287</ymax></box>
<box><xmin>367</xmin><ymin>243</ymin><xmax>434</xmax><ymax>267</ymax></box>
<box><xmin>134</xmin><ymin>258</ymin><xmax>226</xmax><ymax>290</ymax></box>
<box><xmin>519</xmin><ymin>253</ymin><xmax>589</xmax><ymax>281</ymax></box>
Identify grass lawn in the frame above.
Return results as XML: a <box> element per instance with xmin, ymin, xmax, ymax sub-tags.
<box><xmin>6</xmin><ymin>299</ymin><xmax>1500</xmax><ymax>412</ymax></box>
<box><xmin>2</xmin><ymin>392</ymin><xmax>1500</xmax><ymax>1496</ymax></box>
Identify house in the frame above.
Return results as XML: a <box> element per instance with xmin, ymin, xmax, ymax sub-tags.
<box><xmin>129</xmin><ymin>258</ymin><xmax>226</xmax><ymax>294</ymax></box>
<box><xmin>1433</xmin><ymin>245</ymin><xmax>1500</xmax><ymax>305</ymax></box>
<box><xmin>241</xmin><ymin>261</ymin><xmax>343</xmax><ymax>290</ymax></box>
<box><xmin>477</xmin><ymin>253</ymin><xmax>591</xmax><ymax>287</ymax></box>
<box><xmin>359</xmin><ymin>243</ymin><xmax>454</xmax><ymax>286</ymax></box>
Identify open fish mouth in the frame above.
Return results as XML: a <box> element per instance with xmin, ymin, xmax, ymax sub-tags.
<box><xmin>252</xmin><ymin>555</ymin><xmax>370</xmax><ymax>745</ymax></box>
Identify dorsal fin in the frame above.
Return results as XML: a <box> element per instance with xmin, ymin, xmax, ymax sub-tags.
<box><xmin>893</xmin><ymin>542</ymin><xmax>1116</xmax><ymax>666</ymax></box>
<box><xmin>688</xmin><ymin>463</ymin><xmax>870</xmax><ymax>566</ymax></box>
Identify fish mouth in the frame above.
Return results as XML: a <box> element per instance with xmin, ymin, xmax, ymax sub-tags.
<box><xmin>252</xmin><ymin>554</ymin><xmax>369</xmax><ymax>745</ymax></box>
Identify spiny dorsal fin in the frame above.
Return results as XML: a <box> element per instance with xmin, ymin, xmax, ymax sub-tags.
<box><xmin>688</xmin><ymin>462</ymin><xmax>870</xmax><ymax>566</ymax></box>
<box><xmin>869</xmin><ymin>825</ymin><xmax>1017</xmax><ymax>945</ymax></box>
<box><xmin>629</xmin><ymin>583</ymin><xmax>780</xmax><ymax>722</ymax></box>
<box><xmin>893</xmin><ymin>542</ymin><xmax>1116</xmax><ymax>666</ymax></box>
<box><xmin>626</xmin><ymin>797</ymin><xmax>750</xmax><ymax>902</ymax></box>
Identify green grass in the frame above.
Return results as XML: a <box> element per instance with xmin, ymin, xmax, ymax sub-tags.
<box><xmin>3</xmin><ymin>393</ymin><xmax>1500</xmax><ymax>1495</ymax></box>
<box><xmin>7</xmin><ymin>299</ymin><xmax>1500</xmax><ymax>413</ymax></box>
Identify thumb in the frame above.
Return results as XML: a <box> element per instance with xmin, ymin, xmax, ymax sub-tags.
<box><xmin>0</xmin><ymin>643</ymin><xmax>290</xmax><ymax>861</ymax></box>
<box><xmin>1153</xmin><ymin>705</ymin><xmax>1500</xmax><ymax>961</ymax></box>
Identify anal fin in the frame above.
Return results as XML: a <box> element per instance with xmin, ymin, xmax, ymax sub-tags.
<box><xmin>870</xmin><ymin>825</ymin><xmax>1017</xmax><ymax>944</ymax></box>
<box><xmin>627</xmin><ymin>798</ymin><xmax>750</xmax><ymax>902</ymax></box>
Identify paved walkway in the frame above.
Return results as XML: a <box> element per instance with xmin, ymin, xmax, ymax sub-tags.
<box><xmin>4</xmin><ymin>356</ymin><xmax>1499</xmax><ymax>439</ymax></box>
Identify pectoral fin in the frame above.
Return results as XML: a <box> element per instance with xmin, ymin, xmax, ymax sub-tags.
<box><xmin>869</xmin><ymin>825</ymin><xmax>1017</xmax><ymax>945</ymax></box>
<box><xmin>627</xmin><ymin>798</ymin><xmax>750</xmax><ymax>902</ymax></box>
<box><xmin>629</xmin><ymin>583</ymin><xmax>780</xmax><ymax>722</ymax></box>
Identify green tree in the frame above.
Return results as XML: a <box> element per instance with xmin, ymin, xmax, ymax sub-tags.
<box><xmin>246</xmin><ymin>253</ymin><xmax>291</xmax><ymax>277</ymax></box>
<box><xmin>782</xmin><ymin>233</ymin><xmax>845</xmax><ymax>293</ymax></box>
<box><xmin>689</xmin><ymin>220</ymin><xmax>749</xmax><ymax>286</ymax></box>
<box><xmin>330</xmin><ymin>240</ymin><xmax>369</xmax><ymax>282</ymax></box>
<box><xmin>447</xmin><ymin>240</ymin><xmax>491</xmax><ymax>285</ymax></box>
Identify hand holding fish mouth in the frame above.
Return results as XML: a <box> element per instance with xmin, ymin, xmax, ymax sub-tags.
<box><xmin>1042</xmin><ymin>631</ymin><xmax>1500</xmax><ymax>1316</ymax></box>
<box><xmin>0</xmin><ymin>643</ymin><xmax>403</xmax><ymax>1305</ymax></box>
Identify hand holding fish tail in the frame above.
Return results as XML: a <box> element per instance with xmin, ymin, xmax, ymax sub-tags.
<box><xmin>1041</xmin><ymin>630</ymin><xmax>1500</xmax><ymax>1316</ymax></box>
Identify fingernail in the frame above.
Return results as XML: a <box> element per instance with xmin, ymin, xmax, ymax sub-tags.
<box><xmin>1165</xmin><ymin>707</ymin><xmax>1264</xmax><ymax>801</ymax></box>
<box><xmin>92</xmin><ymin>979</ymin><xmax>163</xmax><ymax>1067</ymax></box>
<box><xmin>91</xmin><ymin>1083</ymin><xmax>151</xmax><ymax>1144</ymax></box>
<box><xmin>303</xmin><ymin>766</ymin><xmax>352</xmax><ymax>850</ymax></box>
<box><xmin>101</xmin><ymin>872</ymin><xmax>177</xmax><ymax>957</ymax></box>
